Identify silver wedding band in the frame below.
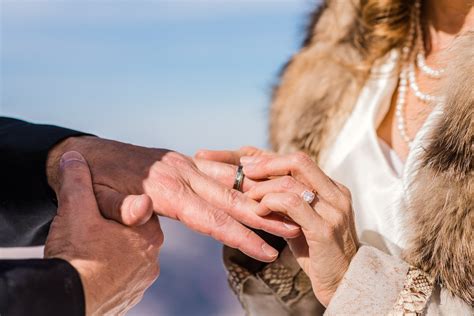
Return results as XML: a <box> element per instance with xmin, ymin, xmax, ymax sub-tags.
<box><xmin>233</xmin><ymin>165</ymin><xmax>245</xmax><ymax>192</ymax></box>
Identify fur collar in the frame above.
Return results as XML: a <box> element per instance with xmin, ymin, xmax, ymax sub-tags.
<box><xmin>269</xmin><ymin>0</ymin><xmax>473</xmax><ymax>304</ymax></box>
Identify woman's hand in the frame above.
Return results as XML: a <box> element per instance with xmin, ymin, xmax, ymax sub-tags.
<box><xmin>241</xmin><ymin>151</ymin><xmax>359</xmax><ymax>307</ymax></box>
<box><xmin>194</xmin><ymin>146</ymin><xmax>271</xmax><ymax>192</ymax></box>
<box><xmin>195</xmin><ymin>146</ymin><xmax>271</xmax><ymax>165</ymax></box>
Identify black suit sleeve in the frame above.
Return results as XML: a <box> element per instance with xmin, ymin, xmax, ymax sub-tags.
<box><xmin>0</xmin><ymin>117</ymin><xmax>90</xmax><ymax>247</ymax></box>
<box><xmin>0</xmin><ymin>259</ymin><xmax>85</xmax><ymax>316</ymax></box>
<box><xmin>0</xmin><ymin>117</ymin><xmax>90</xmax><ymax>315</ymax></box>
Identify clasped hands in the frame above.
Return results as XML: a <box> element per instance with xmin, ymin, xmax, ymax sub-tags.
<box><xmin>45</xmin><ymin>137</ymin><xmax>358</xmax><ymax>314</ymax></box>
<box><xmin>196</xmin><ymin>147</ymin><xmax>359</xmax><ymax>307</ymax></box>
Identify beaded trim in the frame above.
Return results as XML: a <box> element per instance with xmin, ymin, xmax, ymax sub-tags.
<box><xmin>226</xmin><ymin>261</ymin><xmax>312</xmax><ymax>304</ymax></box>
<box><xmin>390</xmin><ymin>267</ymin><xmax>435</xmax><ymax>316</ymax></box>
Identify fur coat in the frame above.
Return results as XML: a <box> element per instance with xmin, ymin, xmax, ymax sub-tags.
<box><xmin>268</xmin><ymin>0</ymin><xmax>473</xmax><ymax>306</ymax></box>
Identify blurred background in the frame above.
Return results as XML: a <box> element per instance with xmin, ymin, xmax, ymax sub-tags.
<box><xmin>0</xmin><ymin>1</ymin><xmax>319</xmax><ymax>315</ymax></box>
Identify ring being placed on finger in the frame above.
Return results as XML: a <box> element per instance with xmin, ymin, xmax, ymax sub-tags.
<box><xmin>233</xmin><ymin>165</ymin><xmax>245</xmax><ymax>192</ymax></box>
<box><xmin>301</xmin><ymin>190</ymin><xmax>316</xmax><ymax>204</ymax></box>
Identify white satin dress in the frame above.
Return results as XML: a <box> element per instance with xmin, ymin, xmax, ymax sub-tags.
<box><xmin>321</xmin><ymin>49</ymin><xmax>443</xmax><ymax>257</ymax></box>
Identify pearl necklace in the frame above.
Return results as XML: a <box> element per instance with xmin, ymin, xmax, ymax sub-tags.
<box><xmin>395</xmin><ymin>1</ymin><xmax>418</xmax><ymax>146</ymax></box>
<box><xmin>395</xmin><ymin>0</ymin><xmax>444</xmax><ymax>146</ymax></box>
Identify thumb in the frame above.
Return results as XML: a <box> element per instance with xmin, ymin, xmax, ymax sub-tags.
<box><xmin>57</xmin><ymin>151</ymin><xmax>100</xmax><ymax>218</ymax></box>
<box><xmin>95</xmin><ymin>185</ymin><xmax>154</xmax><ymax>226</ymax></box>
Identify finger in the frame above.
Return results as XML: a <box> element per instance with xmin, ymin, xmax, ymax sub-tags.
<box><xmin>246</xmin><ymin>176</ymin><xmax>311</xmax><ymax>201</ymax></box>
<box><xmin>258</xmin><ymin>192</ymin><xmax>323</xmax><ymax>231</ymax></box>
<box><xmin>194</xmin><ymin>158</ymin><xmax>257</xmax><ymax>192</ymax></box>
<box><xmin>313</xmin><ymin>197</ymin><xmax>351</xmax><ymax>228</ymax></box>
<box><xmin>195</xmin><ymin>146</ymin><xmax>268</xmax><ymax>165</ymax></box>
<box><xmin>57</xmin><ymin>151</ymin><xmax>100</xmax><ymax>218</ymax></box>
<box><xmin>190</xmin><ymin>171</ymin><xmax>301</xmax><ymax>238</ymax></box>
<box><xmin>180</xmin><ymin>193</ymin><xmax>280</xmax><ymax>262</ymax></box>
<box><xmin>242</xmin><ymin>153</ymin><xmax>342</xmax><ymax>206</ymax></box>
<box><xmin>195</xmin><ymin>149</ymin><xmax>242</xmax><ymax>165</ymax></box>
<box><xmin>95</xmin><ymin>184</ymin><xmax>154</xmax><ymax>226</ymax></box>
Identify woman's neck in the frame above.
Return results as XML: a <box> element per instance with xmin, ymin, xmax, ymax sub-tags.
<box><xmin>424</xmin><ymin>0</ymin><xmax>473</xmax><ymax>52</ymax></box>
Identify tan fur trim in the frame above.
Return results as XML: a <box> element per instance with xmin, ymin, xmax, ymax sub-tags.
<box><xmin>403</xmin><ymin>32</ymin><xmax>474</xmax><ymax>305</ymax></box>
<box><xmin>269</xmin><ymin>0</ymin><xmax>369</xmax><ymax>162</ymax></box>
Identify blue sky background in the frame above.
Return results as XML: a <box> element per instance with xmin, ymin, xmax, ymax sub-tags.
<box><xmin>1</xmin><ymin>1</ymin><xmax>319</xmax><ymax>315</ymax></box>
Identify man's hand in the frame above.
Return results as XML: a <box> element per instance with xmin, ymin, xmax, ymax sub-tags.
<box><xmin>45</xmin><ymin>151</ymin><xmax>163</xmax><ymax>315</ymax></box>
<box><xmin>47</xmin><ymin>137</ymin><xmax>300</xmax><ymax>262</ymax></box>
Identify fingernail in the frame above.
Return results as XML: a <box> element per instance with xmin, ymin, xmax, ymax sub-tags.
<box><xmin>130</xmin><ymin>195</ymin><xmax>144</xmax><ymax>219</ymax></box>
<box><xmin>262</xmin><ymin>243</ymin><xmax>278</xmax><ymax>259</ymax></box>
<box><xmin>60</xmin><ymin>151</ymin><xmax>86</xmax><ymax>169</ymax></box>
<box><xmin>283</xmin><ymin>220</ymin><xmax>300</xmax><ymax>231</ymax></box>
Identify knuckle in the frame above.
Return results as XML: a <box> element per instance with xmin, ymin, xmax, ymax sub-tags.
<box><xmin>149</xmin><ymin>170</ymin><xmax>188</xmax><ymax>197</ymax></box>
<box><xmin>169</xmin><ymin>179</ymin><xmax>188</xmax><ymax>197</ymax></box>
<box><xmin>161</xmin><ymin>151</ymin><xmax>192</xmax><ymax>169</ymax></box>
<box><xmin>242</xmin><ymin>228</ymin><xmax>254</xmax><ymax>241</ymax></box>
<box><xmin>226</xmin><ymin>189</ymin><xmax>242</xmax><ymax>208</ymax></box>
<box><xmin>284</xmin><ymin>193</ymin><xmax>302</xmax><ymax>208</ymax></box>
<box><xmin>293</xmin><ymin>151</ymin><xmax>313</xmax><ymax>167</ymax></box>
<box><xmin>281</xmin><ymin>176</ymin><xmax>296</xmax><ymax>190</ymax></box>
<box><xmin>333</xmin><ymin>211</ymin><xmax>346</xmax><ymax>226</ymax></box>
<box><xmin>247</xmin><ymin>185</ymin><xmax>257</xmax><ymax>196</ymax></box>
<box><xmin>237</xmin><ymin>229</ymin><xmax>255</xmax><ymax>249</ymax></box>
<box><xmin>325</xmin><ymin>188</ymin><xmax>340</xmax><ymax>203</ymax></box>
<box><xmin>324</xmin><ymin>211</ymin><xmax>348</xmax><ymax>236</ymax></box>
<box><xmin>211</xmin><ymin>209</ymin><xmax>231</xmax><ymax>229</ymax></box>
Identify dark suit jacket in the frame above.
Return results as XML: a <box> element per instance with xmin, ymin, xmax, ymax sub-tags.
<box><xmin>0</xmin><ymin>117</ymin><xmax>86</xmax><ymax>316</ymax></box>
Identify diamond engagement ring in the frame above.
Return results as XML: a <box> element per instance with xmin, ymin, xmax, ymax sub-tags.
<box><xmin>233</xmin><ymin>165</ymin><xmax>245</xmax><ymax>192</ymax></box>
<box><xmin>301</xmin><ymin>190</ymin><xmax>316</xmax><ymax>204</ymax></box>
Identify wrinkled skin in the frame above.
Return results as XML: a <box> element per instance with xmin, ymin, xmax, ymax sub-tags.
<box><xmin>196</xmin><ymin>147</ymin><xmax>359</xmax><ymax>306</ymax></box>
<box><xmin>44</xmin><ymin>151</ymin><xmax>163</xmax><ymax>315</ymax></box>
<box><xmin>47</xmin><ymin>137</ymin><xmax>300</xmax><ymax>262</ymax></box>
